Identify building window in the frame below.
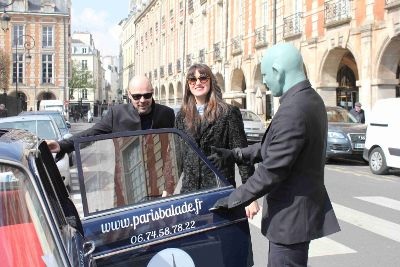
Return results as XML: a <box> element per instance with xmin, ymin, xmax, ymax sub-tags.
<box><xmin>82</xmin><ymin>89</ymin><xmax>88</xmax><ymax>100</ymax></box>
<box><xmin>82</xmin><ymin>60</ymin><xmax>88</xmax><ymax>69</ymax></box>
<box><xmin>42</xmin><ymin>26</ymin><xmax>53</xmax><ymax>48</ymax></box>
<box><xmin>42</xmin><ymin>54</ymin><xmax>53</xmax><ymax>84</ymax></box>
<box><xmin>82</xmin><ymin>48</ymin><xmax>87</xmax><ymax>54</ymax></box>
<box><xmin>12</xmin><ymin>25</ymin><xmax>24</xmax><ymax>46</ymax></box>
<box><xmin>12</xmin><ymin>54</ymin><xmax>23</xmax><ymax>83</ymax></box>
<box><xmin>188</xmin><ymin>0</ymin><xmax>194</xmax><ymax>14</ymax></box>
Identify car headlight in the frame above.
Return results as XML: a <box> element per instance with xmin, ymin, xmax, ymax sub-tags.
<box><xmin>328</xmin><ymin>131</ymin><xmax>346</xmax><ymax>139</ymax></box>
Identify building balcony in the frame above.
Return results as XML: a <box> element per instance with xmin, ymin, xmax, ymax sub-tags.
<box><xmin>213</xmin><ymin>42</ymin><xmax>222</xmax><ymax>61</ymax></box>
<box><xmin>168</xmin><ymin>63</ymin><xmax>173</xmax><ymax>76</ymax></box>
<box><xmin>255</xmin><ymin>25</ymin><xmax>268</xmax><ymax>49</ymax></box>
<box><xmin>324</xmin><ymin>0</ymin><xmax>352</xmax><ymax>27</ymax></box>
<box><xmin>231</xmin><ymin>36</ymin><xmax>242</xmax><ymax>56</ymax></box>
<box><xmin>199</xmin><ymin>49</ymin><xmax>205</xmax><ymax>63</ymax></box>
<box><xmin>385</xmin><ymin>0</ymin><xmax>400</xmax><ymax>9</ymax></box>
<box><xmin>283</xmin><ymin>12</ymin><xmax>302</xmax><ymax>39</ymax></box>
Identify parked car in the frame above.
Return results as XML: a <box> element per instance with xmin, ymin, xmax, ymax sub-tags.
<box><xmin>0</xmin><ymin>128</ymin><xmax>254</xmax><ymax>266</ymax></box>
<box><xmin>363</xmin><ymin>98</ymin><xmax>400</xmax><ymax>174</ymax></box>
<box><xmin>326</xmin><ymin>106</ymin><xmax>367</xmax><ymax>161</ymax></box>
<box><xmin>0</xmin><ymin>115</ymin><xmax>71</xmax><ymax>188</ymax></box>
<box><xmin>240</xmin><ymin>109</ymin><xmax>266</xmax><ymax>143</ymax></box>
<box><xmin>19</xmin><ymin>110</ymin><xmax>71</xmax><ymax>136</ymax></box>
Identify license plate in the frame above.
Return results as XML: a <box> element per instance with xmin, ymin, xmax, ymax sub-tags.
<box><xmin>354</xmin><ymin>143</ymin><xmax>365</xmax><ymax>149</ymax></box>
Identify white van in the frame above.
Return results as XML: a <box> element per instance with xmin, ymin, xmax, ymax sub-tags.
<box><xmin>363</xmin><ymin>98</ymin><xmax>400</xmax><ymax>174</ymax></box>
<box><xmin>39</xmin><ymin>100</ymin><xmax>65</xmax><ymax>116</ymax></box>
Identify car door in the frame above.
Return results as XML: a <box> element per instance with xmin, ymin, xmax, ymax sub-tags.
<box><xmin>72</xmin><ymin>128</ymin><xmax>253</xmax><ymax>267</ymax></box>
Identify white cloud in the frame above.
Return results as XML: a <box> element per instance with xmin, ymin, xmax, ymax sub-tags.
<box><xmin>71</xmin><ymin>7</ymin><xmax>120</xmax><ymax>56</ymax></box>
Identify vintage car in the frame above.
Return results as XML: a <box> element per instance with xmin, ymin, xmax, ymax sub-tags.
<box><xmin>0</xmin><ymin>128</ymin><xmax>253</xmax><ymax>267</ymax></box>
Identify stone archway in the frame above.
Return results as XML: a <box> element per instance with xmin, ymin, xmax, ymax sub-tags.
<box><xmin>229</xmin><ymin>68</ymin><xmax>247</xmax><ymax>109</ymax></box>
<box><xmin>319</xmin><ymin>47</ymin><xmax>359</xmax><ymax>107</ymax></box>
<box><xmin>37</xmin><ymin>91</ymin><xmax>57</xmax><ymax>111</ymax></box>
<box><xmin>375</xmin><ymin>37</ymin><xmax>400</xmax><ymax>101</ymax></box>
<box><xmin>253</xmin><ymin>63</ymin><xmax>272</xmax><ymax>119</ymax></box>
<box><xmin>215</xmin><ymin>73</ymin><xmax>225</xmax><ymax>93</ymax></box>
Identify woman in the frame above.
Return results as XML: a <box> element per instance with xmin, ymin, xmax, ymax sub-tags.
<box><xmin>175</xmin><ymin>63</ymin><xmax>259</xmax><ymax>216</ymax></box>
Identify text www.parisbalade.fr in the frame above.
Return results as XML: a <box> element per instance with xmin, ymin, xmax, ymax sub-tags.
<box><xmin>101</xmin><ymin>198</ymin><xmax>204</xmax><ymax>233</ymax></box>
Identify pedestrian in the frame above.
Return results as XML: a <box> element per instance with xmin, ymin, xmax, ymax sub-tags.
<box><xmin>73</xmin><ymin>109</ymin><xmax>79</xmax><ymax>123</ymax></box>
<box><xmin>350</xmin><ymin>101</ymin><xmax>365</xmax><ymax>123</ymax></box>
<box><xmin>209</xmin><ymin>44</ymin><xmax>340</xmax><ymax>267</ymax></box>
<box><xmin>0</xmin><ymin>104</ymin><xmax>8</xmax><ymax>118</ymax></box>
<box><xmin>175</xmin><ymin>63</ymin><xmax>257</xmax><ymax>267</ymax></box>
<box><xmin>47</xmin><ymin>75</ymin><xmax>175</xmax><ymax>155</ymax></box>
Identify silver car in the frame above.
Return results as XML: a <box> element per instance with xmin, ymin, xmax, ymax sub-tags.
<box><xmin>0</xmin><ymin>115</ymin><xmax>71</xmax><ymax>188</ymax></box>
<box><xmin>240</xmin><ymin>109</ymin><xmax>266</xmax><ymax>144</ymax></box>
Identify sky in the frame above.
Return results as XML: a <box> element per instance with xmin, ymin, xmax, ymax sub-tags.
<box><xmin>71</xmin><ymin>0</ymin><xmax>130</xmax><ymax>56</ymax></box>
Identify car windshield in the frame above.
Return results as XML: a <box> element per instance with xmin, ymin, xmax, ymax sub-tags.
<box><xmin>241</xmin><ymin>111</ymin><xmax>261</xmax><ymax>122</ymax></box>
<box><xmin>0</xmin><ymin>120</ymin><xmax>58</xmax><ymax>140</ymax></box>
<box><xmin>0</xmin><ymin>163</ymin><xmax>65</xmax><ymax>266</ymax></box>
<box><xmin>327</xmin><ymin>108</ymin><xmax>358</xmax><ymax>123</ymax></box>
<box><xmin>49</xmin><ymin>114</ymin><xmax>67</xmax><ymax>129</ymax></box>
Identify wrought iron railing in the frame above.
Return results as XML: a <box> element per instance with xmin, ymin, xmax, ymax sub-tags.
<box><xmin>255</xmin><ymin>25</ymin><xmax>268</xmax><ymax>48</ymax></box>
<box><xmin>213</xmin><ymin>42</ymin><xmax>222</xmax><ymax>61</ymax></box>
<box><xmin>283</xmin><ymin>12</ymin><xmax>302</xmax><ymax>38</ymax></box>
<box><xmin>231</xmin><ymin>36</ymin><xmax>242</xmax><ymax>55</ymax></box>
<box><xmin>324</xmin><ymin>0</ymin><xmax>352</xmax><ymax>26</ymax></box>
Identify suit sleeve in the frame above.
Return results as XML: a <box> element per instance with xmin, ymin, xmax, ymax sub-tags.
<box><xmin>228</xmin><ymin>107</ymin><xmax>307</xmax><ymax>208</ymax></box>
<box><xmin>228</xmin><ymin>107</ymin><xmax>255</xmax><ymax>184</ymax></box>
<box><xmin>58</xmin><ymin>106</ymin><xmax>115</xmax><ymax>153</ymax></box>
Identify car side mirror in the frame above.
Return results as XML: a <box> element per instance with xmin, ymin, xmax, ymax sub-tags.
<box><xmin>66</xmin><ymin>121</ymin><xmax>71</xmax><ymax>128</ymax></box>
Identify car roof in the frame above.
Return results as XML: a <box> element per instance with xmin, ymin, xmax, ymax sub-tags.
<box><xmin>0</xmin><ymin>129</ymin><xmax>38</xmax><ymax>162</ymax></box>
<box><xmin>19</xmin><ymin>111</ymin><xmax>63</xmax><ymax>115</ymax></box>
<box><xmin>0</xmin><ymin>115</ymin><xmax>53</xmax><ymax>122</ymax></box>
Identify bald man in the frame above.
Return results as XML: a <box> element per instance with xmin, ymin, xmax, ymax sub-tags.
<box><xmin>127</xmin><ymin>76</ymin><xmax>175</xmax><ymax>130</ymax></box>
<box><xmin>48</xmin><ymin>75</ymin><xmax>175</xmax><ymax>154</ymax></box>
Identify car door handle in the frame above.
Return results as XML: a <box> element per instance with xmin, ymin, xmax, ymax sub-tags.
<box><xmin>209</xmin><ymin>196</ymin><xmax>229</xmax><ymax>212</ymax></box>
<box><xmin>83</xmin><ymin>240</ymin><xmax>96</xmax><ymax>257</ymax></box>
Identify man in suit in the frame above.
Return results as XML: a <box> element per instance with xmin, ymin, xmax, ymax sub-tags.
<box><xmin>47</xmin><ymin>75</ymin><xmax>175</xmax><ymax>154</ymax></box>
<box><xmin>209</xmin><ymin>43</ymin><xmax>340</xmax><ymax>266</ymax></box>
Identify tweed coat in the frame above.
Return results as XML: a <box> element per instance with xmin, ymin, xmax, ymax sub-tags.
<box><xmin>175</xmin><ymin>104</ymin><xmax>254</xmax><ymax>193</ymax></box>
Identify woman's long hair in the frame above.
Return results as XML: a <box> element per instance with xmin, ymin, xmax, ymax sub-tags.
<box><xmin>181</xmin><ymin>63</ymin><xmax>227</xmax><ymax>134</ymax></box>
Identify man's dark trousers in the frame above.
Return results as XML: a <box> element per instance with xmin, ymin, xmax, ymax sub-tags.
<box><xmin>268</xmin><ymin>241</ymin><xmax>310</xmax><ymax>267</ymax></box>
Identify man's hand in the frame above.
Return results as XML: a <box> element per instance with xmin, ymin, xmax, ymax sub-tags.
<box><xmin>245</xmin><ymin>201</ymin><xmax>260</xmax><ymax>219</ymax></box>
<box><xmin>208</xmin><ymin>146</ymin><xmax>236</xmax><ymax>170</ymax></box>
<box><xmin>46</xmin><ymin>140</ymin><xmax>61</xmax><ymax>153</ymax></box>
<box><xmin>209</xmin><ymin>196</ymin><xmax>229</xmax><ymax>211</ymax></box>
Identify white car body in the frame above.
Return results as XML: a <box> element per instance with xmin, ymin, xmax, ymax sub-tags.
<box><xmin>0</xmin><ymin>115</ymin><xmax>71</xmax><ymax>186</ymax></box>
<box><xmin>363</xmin><ymin>98</ymin><xmax>400</xmax><ymax>174</ymax></box>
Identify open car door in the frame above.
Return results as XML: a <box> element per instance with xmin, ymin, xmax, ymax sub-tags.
<box><xmin>72</xmin><ymin>129</ymin><xmax>253</xmax><ymax>267</ymax></box>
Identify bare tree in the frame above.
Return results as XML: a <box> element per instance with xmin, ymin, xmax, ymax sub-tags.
<box><xmin>0</xmin><ymin>49</ymin><xmax>10</xmax><ymax>93</ymax></box>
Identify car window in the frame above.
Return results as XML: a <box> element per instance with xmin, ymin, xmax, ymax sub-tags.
<box><xmin>241</xmin><ymin>110</ymin><xmax>261</xmax><ymax>122</ymax></box>
<box><xmin>50</xmin><ymin>114</ymin><xmax>67</xmax><ymax>129</ymax></box>
<box><xmin>0</xmin><ymin>163</ymin><xmax>65</xmax><ymax>266</ymax></box>
<box><xmin>0</xmin><ymin>121</ymin><xmax>58</xmax><ymax>140</ymax></box>
<box><xmin>327</xmin><ymin>108</ymin><xmax>358</xmax><ymax>123</ymax></box>
<box><xmin>75</xmin><ymin>131</ymin><xmax>226</xmax><ymax>217</ymax></box>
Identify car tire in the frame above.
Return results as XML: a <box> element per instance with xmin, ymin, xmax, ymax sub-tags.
<box><xmin>369</xmin><ymin>147</ymin><xmax>389</xmax><ymax>175</ymax></box>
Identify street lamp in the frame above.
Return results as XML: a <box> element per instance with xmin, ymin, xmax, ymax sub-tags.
<box><xmin>0</xmin><ymin>0</ymin><xmax>15</xmax><ymax>32</ymax></box>
<box><xmin>15</xmin><ymin>34</ymin><xmax>35</xmax><ymax>113</ymax></box>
